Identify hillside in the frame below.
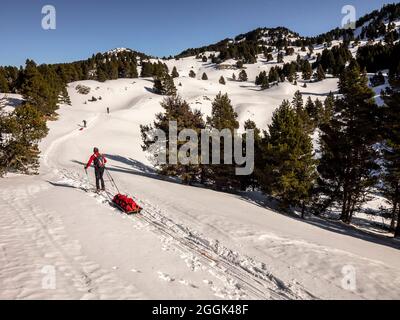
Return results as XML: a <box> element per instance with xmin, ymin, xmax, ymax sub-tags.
<box><xmin>1</xmin><ymin>73</ymin><xmax>399</xmax><ymax>299</ymax></box>
<box><xmin>1</xmin><ymin>3</ymin><xmax>400</xmax><ymax>300</ymax></box>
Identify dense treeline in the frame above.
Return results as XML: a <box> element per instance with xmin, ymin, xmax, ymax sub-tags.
<box><xmin>380</xmin><ymin>90</ymin><xmax>400</xmax><ymax>236</ymax></box>
<box><xmin>52</xmin><ymin>50</ymin><xmax>150</xmax><ymax>83</ymax></box>
<box><xmin>357</xmin><ymin>42</ymin><xmax>400</xmax><ymax>83</ymax></box>
<box><xmin>176</xmin><ymin>3</ymin><xmax>400</xmax><ymax>65</ymax></box>
<box><xmin>357</xmin><ymin>3</ymin><xmax>400</xmax><ymax>40</ymax></box>
<box><xmin>251</xmin><ymin>43</ymin><xmax>350</xmax><ymax>89</ymax></box>
<box><xmin>141</xmin><ymin>59</ymin><xmax>400</xmax><ymax>236</ymax></box>
<box><xmin>0</xmin><ymin>59</ymin><xmax>63</xmax><ymax>175</ymax></box>
<box><xmin>0</xmin><ymin>49</ymin><xmax>152</xmax><ymax>96</ymax></box>
<box><xmin>180</xmin><ymin>3</ymin><xmax>400</xmax><ymax>68</ymax></box>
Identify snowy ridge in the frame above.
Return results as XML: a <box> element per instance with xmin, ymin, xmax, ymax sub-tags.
<box><xmin>105</xmin><ymin>48</ymin><xmax>133</xmax><ymax>55</ymax></box>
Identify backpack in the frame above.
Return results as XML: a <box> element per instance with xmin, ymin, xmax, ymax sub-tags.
<box><xmin>93</xmin><ymin>154</ymin><xmax>105</xmax><ymax>168</ymax></box>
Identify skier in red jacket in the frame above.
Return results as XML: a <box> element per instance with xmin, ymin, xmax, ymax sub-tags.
<box><xmin>85</xmin><ymin>147</ymin><xmax>107</xmax><ymax>192</ymax></box>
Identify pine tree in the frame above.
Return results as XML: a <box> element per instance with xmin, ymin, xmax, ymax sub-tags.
<box><xmin>238</xmin><ymin>70</ymin><xmax>248</xmax><ymax>82</ymax></box>
<box><xmin>239</xmin><ymin>119</ymin><xmax>261</xmax><ymax>191</ymax></box>
<box><xmin>292</xmin><ymin>90</ymin><xmax>304</xmax><ymax>113</ymax></box>
<box><xmin>171</xmin><ymin>66</ymin><xmax>179</xmax><ymax>78</ymax></box>
<box><xmin>140</xmin><ymin>96</ymin><xmax>205</xmax><ymax>184</ymax></box>
<box><xmin>333</xmin><ymin>55</ymin><xmax>346</xmax><ymax>76</ymax></box>
<box><xmin>153</xmin><ymin>72</ymin><xmax>177</xmax><ymax>96</ymax></box>
<box><xmin>265</xmin><ymin>53</ymin><xmax>274</xmax><ymax>62</ymax></box>
<box><xmin>0</xmin><ymin>68</ymin><xmax>9</xmax><ymax>93</ymax></box>
<box><xmin>255</xmin><ymin>71</ymin><xmax>267</xmax><ymax>86</ymax></box>
<box><xmin>256</xmin><ymin>100</ymin><xmax>317</xmax><ymax>214</ymax></box>
<box><xmin>305</xmin><ymin>97</ymin><xmax>317</xmax><ymax>127</ymax></box>
<box><xmin>232</xmin><ymin>73</ymin><xmax>237</xmax><ymax>81</ymax></box>
<box><xmin>219</xmin><ymin>76</ymin><xmax>226</xmax><ymax>85</ymax></box>
<box><xmin>140</xmin><ymin>62</ymin><xmax>154</xmax><ymax>77</ymax></box>
<box><xmin>0</xmin><ymin>104</ymin><xmax>48</xmax><ymax>175</ymax></box>
<box><xmin>302</xmin><ymin>60</ymin><xmax>312</xmax><ymax>80</ymax></box>
<box><xmin>261</xmin><ymin>77</ymin><xmax>270</xmax><ymax>90</ymax></box>
<box><xmin>320</xmin><ymin>92</ymin><xmax>335</xmax><ymax>125</ymax></box>
<box><xmin>205</xmin><ymin>92</ymin><xmax>240</xmax><ymax>190</ymax></box>
<box><xmin>189</xmin><ymin>70</ymin><xmax>196</xmax><ymax>78</ymax></box>
<box><xmin>315</xmin><ymin>65</ymin><xmax>326</xmax><ymax>82</ymax></box>
<box><xmin>381</xmin><ymin>91</ymin><xmax>400</xmax><ymax>237</ymax></box>
<box><xmin>268</xmin><ymin>67</ymin><xmax>279</xmax><ymax>83</ymax></box>
<box><xmin>292</xmin><ymin>91</ymin><xmax>312</xmax><ymax>133</ymax></box>
<box><xmin>314</xmin><ymin>99</ymin><xmax>324</xmax><ymax>126</ymax></box>
<box><xmin>60</xmin><ymin>86</ymin><xmax>71</xmax><ymax>105</ymax></box>
<box><xmin>304</xmin><ymin>97</ymin><xmax>324</xmax><ymax>130</ymax></box>
<box><xmin>296</xmin><ymin>54</ymin><xmax>302</xmax><ymax>65</ymax></box>
<box><xmin>236</xmin><ymin>60</ymin><xmax>244</xmax><ymax>68</ymax></box>
<box><xmin>97</xmin><ymin>66</ymin><xmax>108</xmax><ymax>82</ymax></box>
<box><xmin>20</xmin><ymin>60</ymin><xmax>58</xmax><ymax>116</ymax></box>
<box><xmin>202</xmin><ymin>72</ymin><xmax>208</xmax><ymax>80</ymax></box>
<box><xmin>317</xmin><ymin>61</ymin><xmax>379</xmax><ymax>223</ymax></box>
<box><xmin>109</xmin><ymin>60</ymin><xmax>119</xmax><ymax>79</ymax></box>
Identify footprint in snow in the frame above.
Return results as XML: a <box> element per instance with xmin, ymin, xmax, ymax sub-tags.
<box><xmin>179</xmin><ymin>279</ymin><xmax>198</xmax><ymax>289</ymax></box>
<box><xmin>157</xmin><ymin>272</ymin><xmax>175</xmax><ymax>282</ymax></box>
<box><xmin>130</xmin><ymin>268</ymin><xmax>141</xmax><ymax>273</ymax></box>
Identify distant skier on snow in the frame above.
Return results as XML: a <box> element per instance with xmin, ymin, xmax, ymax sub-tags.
<box><xmin>84</xmin><ymin>147</ymin><xmax>107</xmax><ymax>192</ymax></box>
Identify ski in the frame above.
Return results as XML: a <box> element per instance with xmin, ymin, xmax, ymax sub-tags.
<box><xmin>109</xmin><ymin>201</ymin><xmax>143</xmax><ymax>215</ymax></box>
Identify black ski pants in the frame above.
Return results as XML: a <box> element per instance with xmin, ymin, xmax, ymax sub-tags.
<box><xmin>95</xmin><ymin>166</ymin><xmax>105</xmax><ymax>190</ymax></box>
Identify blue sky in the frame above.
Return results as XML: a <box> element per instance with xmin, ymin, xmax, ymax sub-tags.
<box><xmin>0</xmin><ymin>0</ymin><xmax>395</xmax><ymax>66</ymax></box>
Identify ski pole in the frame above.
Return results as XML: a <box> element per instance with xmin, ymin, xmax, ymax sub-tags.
<box><xmin>105</xmin><ymin>167</ymin><xmax>120</xmax><ymax>194</ymax></box>
<box><xmin>84</xmin><ymin>167</ymin><xmax>91</xmax><ymax>189</ymax></box>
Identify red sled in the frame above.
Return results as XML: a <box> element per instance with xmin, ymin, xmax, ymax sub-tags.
<box><xmin>112</xmin><ymin>194</ymin><xmax>143</xmax><ymax>214</ymax></box>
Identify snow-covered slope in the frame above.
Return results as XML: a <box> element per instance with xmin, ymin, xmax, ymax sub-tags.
<box><xmin>1</xmin><ymin>53</ymin><xmax>400</xmax><ymax>300</ymax></box>
<box><xmin>161</xmin><ymin>54</ymin><xmax>339</xmax><ymax>130</ymax></box>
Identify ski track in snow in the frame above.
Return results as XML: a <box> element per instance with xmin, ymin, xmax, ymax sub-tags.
<box><xmin>54</xmin><ymin>169</ymin><xmax>314</xmax><ymax>300</ymax></box>
<box><xmin>0</xmin><ymin>183</ymin><xmax>144</xmax><ymax>299</ymax></box>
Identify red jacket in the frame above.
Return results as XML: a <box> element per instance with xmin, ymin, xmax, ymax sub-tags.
<box><xmin>86</xmin><ymin>152</ymin><xmax>107</xmax><ymax>169</ymax></box>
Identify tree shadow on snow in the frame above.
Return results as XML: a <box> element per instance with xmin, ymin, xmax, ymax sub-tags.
<box><xmin>104</xmin><ymin>154</ymin><xmax>157</xmax><ymax>175</ymax></box>
<box><xmin>48</xmin><ymin>181</ymin><xmax>78</xmax><ymax>189</ymax></box>
<box><xmin>299</xmin><ymin>90</ymin><xmax>339</xmax><ymax>97</ymax></box>
<box><xmin>71</xmin><ymin>156</ymin><xmax>183</xmax><ymax>187</ymax></box>
<box><xmin>47</xmin><ymin>181</ymin><xmax>88</xmax><ymax>193</ymax></box>
<box><xmin>304</xmin><ymin>216</ymin><xmax>400</xmax><ymax>250</ymax></box>
<box><xmin>144</xmin><ymin>86</ymin><xmax>156</xmax><ymax>94</ymax></box>
<box><xmin>3</xmin><ymin>97</ymin><xmax>23</xmax><ymax>107</ymax></box>
<box><xmin>239</xmin><ymin>84</ymin><xmax>260</xmax><ymax>90</ymax></box>
<box><xmin>71</xmin><ymin>155</ymin><xmax>240</xmax><ymax>194</ymax></box>
<box><xmin>239</xmin><ymin>191</ymin><xmax>400</xmax><ymax>250</ymax></box>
